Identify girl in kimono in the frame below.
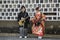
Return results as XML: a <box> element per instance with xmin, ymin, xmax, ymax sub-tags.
<box><xmin>31</xmin><ymin>7</ymin><xmax>46</xmax><ymax>39</ymax></box>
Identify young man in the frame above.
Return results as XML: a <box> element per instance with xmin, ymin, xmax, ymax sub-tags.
<box><xmin>18</xmin><ymin>6</ymin><xmax>30</xmax><ymax>38</ymax></box>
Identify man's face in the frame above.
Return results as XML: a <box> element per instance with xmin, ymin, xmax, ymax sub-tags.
<box><xmin>21</xmin><ymin>8</ymin><xmax>25</xmax><ymax>12</ymax></box>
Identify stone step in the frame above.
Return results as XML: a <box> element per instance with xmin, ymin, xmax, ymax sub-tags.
<box><xmin>0</xmin><ymin>33</ymin><xmax>60</xmax><ymax>38</ymax></box>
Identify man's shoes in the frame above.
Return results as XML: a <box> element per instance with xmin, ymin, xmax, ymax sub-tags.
<box><xmin>19</xmin><ymin>36</ymin><xmax>22</xmax><ymax>38</ymax></box>
<box><xmin>19</xmin><ymin>36</ymin><xmax>27</xmax><ymax>38</ymax></box>
<box><xmin>24</xmin><ymin>36</ymin><xmax>27</xmax><ymax>38</ymax></box>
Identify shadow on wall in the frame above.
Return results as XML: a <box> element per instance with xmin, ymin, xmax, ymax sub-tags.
<box><xmin>45</xmin><ymin>21</ymin><xmax>60</xmax><ymax>34</ymax></box>
<box><xmin>0</xmin><ymin>21</ymin><xmax>19</xmax><ymax>33</ymax></box>
<box><xmin>0</xmin><ymin>21</ymin><xmax>32</xmax><ymax>33</ymax></box>
<box><xmin>0</xmin><ymin>21</ymin><xmax>60</xmax><ymax>34</ymax></box>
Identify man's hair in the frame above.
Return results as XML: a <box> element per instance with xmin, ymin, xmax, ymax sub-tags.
<box><xmin>20</xmin><ymin>5</ymin><xmax>26</xmax><ymax>10</ymax></box>
<box><xmin>35</xmin><ymin>7</ymin><xmax>39</xmax><ymax>10</ymax></box>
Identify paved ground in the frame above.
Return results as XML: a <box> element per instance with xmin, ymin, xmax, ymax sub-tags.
<box><xmin>0</xmin><ymin>33</ymin><xmax>60</xmax><ymax>40</ymax></box>
<box><xmin>0</xmin><ymin>36</ymin><xmax>60</xmax><ymax>40</ymax></box>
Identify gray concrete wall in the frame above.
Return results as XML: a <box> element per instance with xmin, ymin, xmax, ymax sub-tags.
<box><xmin>45</xmin><ymin>21</ymin><xmax>60</xmax><ymax>28</ymax></box>
<box><xmin>0</xmin><ymin>21</ymin><xmax>60</xmax><ymax>34</ymax></box>
<box><xmin>0</xmin><ymin>21</ymin><xmax>19</xmax><ymax>28</ymax></box>
<box><xmin>0</xmin><ymin>21</ymin><xmax>60</xmax><ymax>28</ymax></box>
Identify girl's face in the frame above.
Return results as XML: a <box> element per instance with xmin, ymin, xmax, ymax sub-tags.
<box><xmin>35</xmin><ymin>13</ymin><xmax>40</xmax><ymax>19</ymax></box>
<box><xmin>36</xmin><ymin>10</ymin><xmax>39</xmax><ymax>12</ymax></box>
<box><xmin>21</xmin><ymin>8</ymin><xmax>25</xmax><ymax>12</ymax></box>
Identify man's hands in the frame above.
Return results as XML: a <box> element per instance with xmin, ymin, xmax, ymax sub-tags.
<box><xmin>21</xmin><ymin>17</ymin><xmax>25</xmax><ymax>20</ymax></box>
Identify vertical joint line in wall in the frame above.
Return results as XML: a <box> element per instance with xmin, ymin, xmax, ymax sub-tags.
<box><xmin>30</xmin><ymin>0</ymin><xmax>32</xmax><ymax>4</ymax></box>
<box><xmin>48</xmin><ymin>0</ymin><xmax>49</xmax><ymax>3</ymax></box>
<box><xmin>57</xmin><ymin>0</ymin><xmax>58</xmax><ymax>3</ymax></box>
<box><xmin>39</xmin><ymin>0</ymin><xmax>40</xmax><ymax>4</ymax></box>
<box><xmin>35</xmin><ymin>0</ymin><xmax>36</xmax><ymax>4</ymax></box>
<box><xmin>52</xmin><ymin>16</ymin><xmax>53</xmax><ymax>20</ymax></box>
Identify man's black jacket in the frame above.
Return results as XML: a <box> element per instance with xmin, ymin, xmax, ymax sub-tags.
<box><xmin>18</xmin><ymin>11</ymin><xmax>30</xmax><ymax>22</ymax></box>
<box><xmin>17</xmin><ymin>11</ymin><xmax>30</xmax><ymax>28</ymax></box>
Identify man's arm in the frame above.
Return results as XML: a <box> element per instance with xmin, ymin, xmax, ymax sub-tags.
<box><xmin>17</xmin><ymin>13</ymin><xmax>21</xmax><ymax>22</ymax></box>
<box><xmin>25</xmin><ymin>12</ymin><xmax>30</xmax><ymax>20</ymax></box>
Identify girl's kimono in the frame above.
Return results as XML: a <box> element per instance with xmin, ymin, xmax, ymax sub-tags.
<box><xmin>31</xmin><ymin>12</ymin><xmax>46</xmax><ymax>36</ymax></box>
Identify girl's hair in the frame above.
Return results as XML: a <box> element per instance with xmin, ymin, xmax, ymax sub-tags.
<box><xmin>35</xmin><ymin>7</ymin><xmax>40</xmax><ymax>10</ymax></box>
